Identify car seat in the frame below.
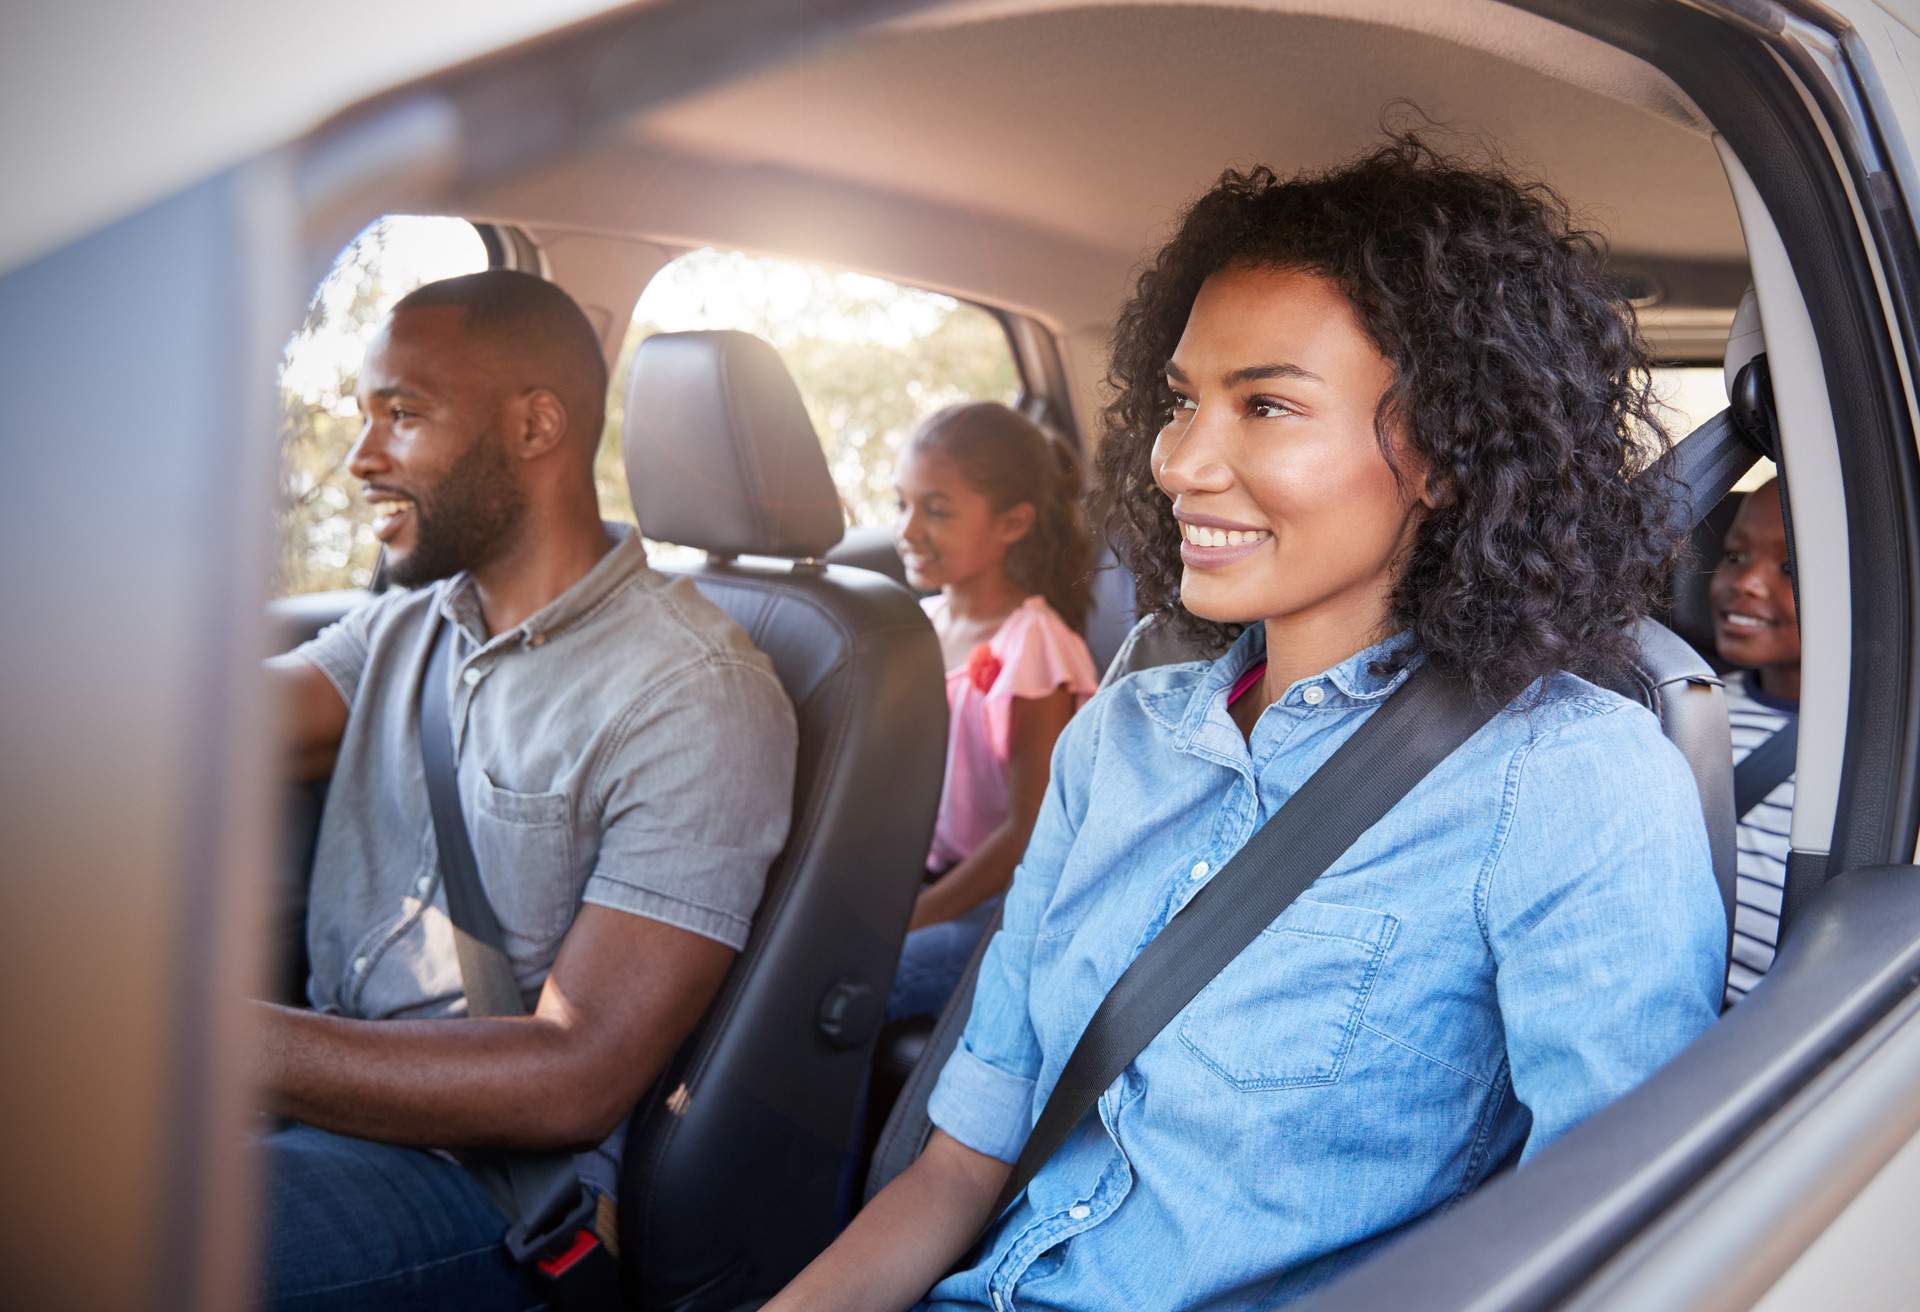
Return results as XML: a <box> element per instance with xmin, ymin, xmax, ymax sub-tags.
<box><xmin>824</xmin><ymin>523</ymin><xmax>911</xmax><ymax>586</ymax></box>
<box><xmin>616</xmin><ymin>329</ymin><xmax>947</xmax><ymax>1309</ymax></box>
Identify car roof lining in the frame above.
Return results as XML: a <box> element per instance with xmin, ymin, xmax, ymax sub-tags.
<box><xmin>460</xmin><ymin>0</ymin><xmax>1748</xmax><ymax>357</ymax></box>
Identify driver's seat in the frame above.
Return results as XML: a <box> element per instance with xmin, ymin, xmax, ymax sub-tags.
<box><xmin>616</xmin><ymin>330</ymin><xmax>947</xmax><ymax>1308</ymax></box>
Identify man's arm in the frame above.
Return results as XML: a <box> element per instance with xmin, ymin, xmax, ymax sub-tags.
<box><xmin>253</xmin><ymin>903</ymin><xmax>732</xmax><ymax>1149</ymax></box>
<box><xmin>267</xmin><ymin>654</ymin><xmax>350</xmax><ymax>782</ymax></box>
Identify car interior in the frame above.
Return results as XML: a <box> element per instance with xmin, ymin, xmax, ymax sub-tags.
<box><xmin>10</xmin><ymin>0</ymin><xmax>1918</xmax><ymax>1309</ymax></box>
<box><xmin>261</xmin><ymin>2</ymin><xmax>1916</xmax><ymax>1308</ymax></box>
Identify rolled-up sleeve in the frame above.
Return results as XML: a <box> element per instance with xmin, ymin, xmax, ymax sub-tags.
<box><xmin>294</xmin><ymin>590</ymin><xmax>400</xmax><ymax>708</ymax></box>
<box><xmin>583</xmin><ymin>658</ymin><xmax>797</xmax><ymax>950</ymax></box>
<box><xmin>928</xmin><ymin>695</ymin><xmax>1101</xmax><ymax>1162</ymax></box>
<box><xmin>1483</xmin><ymin>704</ymin><xmax>1725</xmax><ymax>1160</ymax></box>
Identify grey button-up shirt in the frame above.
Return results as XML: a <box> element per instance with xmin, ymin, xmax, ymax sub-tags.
<box><xmin>295</xmin><ymin>525</ymin><xmax>795</xmax><ymax>1196</ymax></box>
<box><xmin>296</xmin><ymin>523</ymin><xmax>796</xmax><ymax>1021</ymax></box>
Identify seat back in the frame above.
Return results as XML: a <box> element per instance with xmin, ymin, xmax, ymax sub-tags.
<box><xmin>617</xmin><ymin>330</ymin><xmax>946</xmax><ymax>1308</ymax></box>
<box><xmin>866</xmin><ymin>611</ymin><xmax>1737</xmax><ymax>1201</ymax></box>
<box><xmin>824</xmin><ymin>522</ymin><xmax>912</xmax><ymax>587</ymax></box>
<box><xmin>1082</xmin><ymin>540</ymin><xmax>1140</xmax><ymax>675</ymax></box>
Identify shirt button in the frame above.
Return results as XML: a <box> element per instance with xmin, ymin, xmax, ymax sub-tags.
<box><xmin>352</xmin><ymin>955</ymin><xmax>368</xmax><ymax>974</ymax></box>
<box><xmin>1302</xmin><ymin>684</ymin><xmax>1325</xmax><ymax>705</ymax></box>
<box><xmin>1190</xmin><ymin>861</ymin><xmax>1209</xmax><ymax>881</ymax></box>
<box><xmin>991</xmin><ymin>1293</ymin><xmax>1004</xmax><ymax>1312</ymax></box>
<box><xmin>416</xmin><ymin>875</ymin><xmax>433</xmax><ymax>895</ymax></box>
<box><xmin>1068</xmin><ymin>1204</ymin><xmax>1092</xmax><ymax>1220</ymax></box>
<box><xmin>462</xmin><ymin>667</ymin><xmax>482</xmax><ymax>687</ymax></box>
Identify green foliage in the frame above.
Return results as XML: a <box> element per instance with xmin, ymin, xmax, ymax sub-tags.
<box><xmin>600</xmin><ymin>249</ymin><xmax>1019</xmax><ymax>532</ymax></box>
<box><xmin>280</xmin><ymin>237</ymin><xmax>1017</xmax><ymax>596</ymax></box>
<box><xmin>277</xmin><ymin>217</ymin><xmax>488</xmax><ymax>596</ymax></box>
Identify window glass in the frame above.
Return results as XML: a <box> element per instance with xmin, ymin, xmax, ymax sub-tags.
<box><xmin>277</xmin><ymin>216</ymin><xmax>489</xmax><ymax>596</ymax></box>
<box><xmin>1655</xmin><ymin>365</ymin><xmax>1777</xmax><ymax>491</ymax></box>
<box><xmin>600</xmin><ymin>249</ymin><xmax>1021</xmax><ymax>533</ymax></box>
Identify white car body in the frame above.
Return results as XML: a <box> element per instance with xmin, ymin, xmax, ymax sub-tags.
<box><xmin>3</xmin><ymin>2</ymin><xmax>1918</xmax><ymax>1308</ymax></box>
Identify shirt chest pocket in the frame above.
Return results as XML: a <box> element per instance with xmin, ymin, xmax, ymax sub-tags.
<box><xmin>1177</xmin><ymin>898</ymin><xmax>1398</xmax><ymax>1091</ymax></box>
<box><xmin>469</xmin><ymin>775</ymin><xmax>577</xmax><ymax>947</ymax></box>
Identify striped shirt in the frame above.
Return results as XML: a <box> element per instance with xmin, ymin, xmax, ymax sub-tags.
<box><xmin>1724</xmin><ymin>669</ymin><xmax>1799</xmax><ymax>1005</ymax></box>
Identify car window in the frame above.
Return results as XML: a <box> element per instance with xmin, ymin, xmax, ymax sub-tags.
<box><xmin>277</xmin><ymin>216</ymin><xmax>490</xmax><ymax>597</ymax></box>
<box><xmin>599</xmin><ymin>248</ymin><xmax>1021</xmax><ymax>535</ymax></box>
<box><xmin>1656</xmin><ymin>364</ymin><xmax>1777</xmax><ymax>491</ymax></box>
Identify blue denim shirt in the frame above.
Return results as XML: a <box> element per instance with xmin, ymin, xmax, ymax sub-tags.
<box><xmin>923</xmin><ymin>627</ymin><xmax>1724</xmax><ymax>1311</ymax></box>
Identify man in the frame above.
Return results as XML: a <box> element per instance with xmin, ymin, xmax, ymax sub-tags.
<box><xmin>1709</xmin><ymin>479</ymin><xmax>1801</xmax><ymax>1005</ymax></box>
<box><xmin>259</xmin><ymin>270</ymin><xmax>798</xmax><ymax>1308</ymax></box>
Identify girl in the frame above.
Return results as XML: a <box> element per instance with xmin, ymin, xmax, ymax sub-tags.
<box><xmin>887</xmin><ymin>401</ymin><xmax>1099</xmax><ymax>1022</ymax></box>
<box><xmin>1709</xmin><ymin>480</ymin><xmax>1801</xmax><ymax>1003</ymax></box>
<box><xmin>775</xmin><ymin>134</ymin><xmax>1725</xmax><ymax>1311</ymax></box>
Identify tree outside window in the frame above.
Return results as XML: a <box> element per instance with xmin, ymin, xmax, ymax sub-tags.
<box><xmin>602</xmin><ymin>249</ymin><xmax>1021</xmax><ymax>533</ymax></box>
<box><xmin>277</xmin><ymin>217</ymin><xmax>487</xmax><ymax>596</ymax></box>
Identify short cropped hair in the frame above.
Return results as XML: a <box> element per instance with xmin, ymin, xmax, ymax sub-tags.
<box><xmin>395</xmin><ymin>269</ymin><xmax>609</xmax><ymax>440</ymax></box>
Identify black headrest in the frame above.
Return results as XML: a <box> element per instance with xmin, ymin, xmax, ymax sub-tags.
<box><xmin>623</xmin><ymin>330</ymin><xmax>845</xmax><ymax>558</ymax></box>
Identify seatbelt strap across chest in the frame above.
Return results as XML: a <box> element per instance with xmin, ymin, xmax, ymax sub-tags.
<box><xmin>982</xmin><ymin>661</ymin><xmax>1506</xmax><ymax>1226</ymax></box>
<box><xmin>1734</xmin><ymin>719</ymin><xmax>1799</xmax><ymax>820</ymax></box>
<box><xmin>419</xmin><ymin>620</ymin><xmax>526</xmax><ymax>1017</ymax></box>
<box><xmin>417</xmin><ymin>617</ymin><xmax>607</xmax><ymax>1282</ymax></box>
<box><xmin>978</xmin><ymin>403</ymin><xmax>1770</xmax><ymax>1234</ymax></box>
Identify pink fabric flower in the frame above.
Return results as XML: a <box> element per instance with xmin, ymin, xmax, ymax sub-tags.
<box><xmin>967</xmin><ymin>642</ymin><xmax>1004</xmax><ymax>694</ymax></box>
<box><xmin>924</xmin><ymin>596</ymin><xmax>1101</xmax><ymax>871</ymax></box>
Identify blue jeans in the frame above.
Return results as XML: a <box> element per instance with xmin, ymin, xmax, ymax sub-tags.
<box><xmin>259</xmin><ymin>1123</ymin><xmax>547</xmax><ymax>1311</ymax></box>
<box><xmin>885</xmin><ymin>895</ymin><xmax>1002</xmax><ymax>1022</ymax></box>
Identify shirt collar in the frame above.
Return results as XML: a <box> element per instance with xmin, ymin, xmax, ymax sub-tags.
<box><xmin>1739</xmin><ymin>668</ymin><xmax>1801</xmax><ymax>714</ymax></box>
<box><xmin>437</xmin><ymin>522</ymin><xmax>648</xmax><ymax>650</ymax></box>
<box><xmin>1145</xmin><ymin>624</ymin><xmax>1421</xmax><ymax>753</ymax></box>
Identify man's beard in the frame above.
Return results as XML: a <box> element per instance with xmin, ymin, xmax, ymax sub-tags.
<box><xmin>384</xmin><ymin>431</ymin><xmax>530</xmax><ymax>589</ymax></box>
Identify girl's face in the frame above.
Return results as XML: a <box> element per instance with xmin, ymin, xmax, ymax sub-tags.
<box><xmin>1710</xmin><ymin>486</ymin><xmax>1800</xmax><ymax>674</ymax></box>
<box><xmin>1153</xmin><ymin>264</ymin><xmax>1426</xmax><ymax>635</ymax></box>
<box><xmin>893</xmin><ymin>445</ymin><xmax>1035</xmax><ymax>592</ymax></box>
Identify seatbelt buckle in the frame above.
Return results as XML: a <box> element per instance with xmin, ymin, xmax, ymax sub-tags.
<box><xmin>535</xmin><ymin>1228</ymin><xmax>600</xmax><ymax>1279</ymax></box>
<box><xmin>503</xmin><ymin>1186</ymin><xmax>602</xmax><ymax>1279</ymax></box>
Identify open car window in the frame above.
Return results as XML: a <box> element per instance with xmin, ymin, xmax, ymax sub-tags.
<box><xmin>277</xmin><ymin>216</ymin><xmax>489</xmax><ymax>597</ymax></box>
<box><xmin>599</xmin><ymin>248</ymin><xmax>1020</xmax><ymax>535</ymax></box>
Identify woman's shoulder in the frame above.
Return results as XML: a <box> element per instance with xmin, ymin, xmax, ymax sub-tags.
<box><xmin>1498</xmin><ymin>670</ymin><xmax>1698</xmax><ymax>803</ymax></box>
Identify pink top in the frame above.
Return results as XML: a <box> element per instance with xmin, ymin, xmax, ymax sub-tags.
<box><xmin>923</xmin><ymin>595</ymin><xmax>1100</xmax><ymax>871</ymax></box>
<box><xmin>1228</xmin><ymin>660</ymin><xmax>1267</xmax><ymax>706</ymax></box>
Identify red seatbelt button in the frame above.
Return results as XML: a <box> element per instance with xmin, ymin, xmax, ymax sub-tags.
<box><xmin>536</xmin><ymin>1228</ymin><xmax>600</xmax><ymax>1278</ymax></box>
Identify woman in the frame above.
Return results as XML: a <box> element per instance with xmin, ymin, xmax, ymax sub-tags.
<box><xmin>888</xmin><ymin>402</ymin><xmax>1100</xmax><ymax>1022</ymax></box>
<box><xmin>773</xmin><ymin>133</ymin><xmax>1725</xmax><ymax>1311</ymax></box>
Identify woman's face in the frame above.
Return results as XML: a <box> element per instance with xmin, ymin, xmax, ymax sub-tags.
<box><xmin>893</xmin><ymin>446</ymin><xmax>1031</xmax><ymax>592</ymax></box>
<box><xmin>1152</xmin><ymin>264</ymin><xmax>1425</xmax><ymax>635</ymax></box>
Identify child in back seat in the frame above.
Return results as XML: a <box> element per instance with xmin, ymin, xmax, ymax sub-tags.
<box><xmin>1710</xmin><ymin>479</ymin><xmax>1802</xmax><ymax>1004</ymax></box>
<box><xmin>886</xmin><ymin>402</ymin><xmax>1099</xmax><ymax>1022</ymax></box>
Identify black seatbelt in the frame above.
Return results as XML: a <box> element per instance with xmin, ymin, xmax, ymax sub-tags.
<box><xmin>1734</xmin><ymin>719</ymin><xmax>1800</xmax><ymax>820</ymax></box>
<box><xmin>982</xmin><ymin>662</ymin><xmax>1506</xmax><ymax>1226</ymax></box>
<box><xmin>973</xmin><ymin>402</ymin><xmax>1768</xmax><ymax>1233</ymax></box>
<box><xmin>1660</xmin><ymin>406</ymin><xmax>1769</xmax><ymax>541</ymax></box>
<box><xmin>417</xmin><ymin>618</ymin><xmax>609</xmax><ymax>1284</ymax></box>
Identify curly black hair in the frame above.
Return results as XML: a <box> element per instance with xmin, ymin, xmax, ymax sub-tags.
<box><xmin>1092</xmin><ymin>130</ymin><xmax>1684</xmax><ymax>703</ymax></box>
